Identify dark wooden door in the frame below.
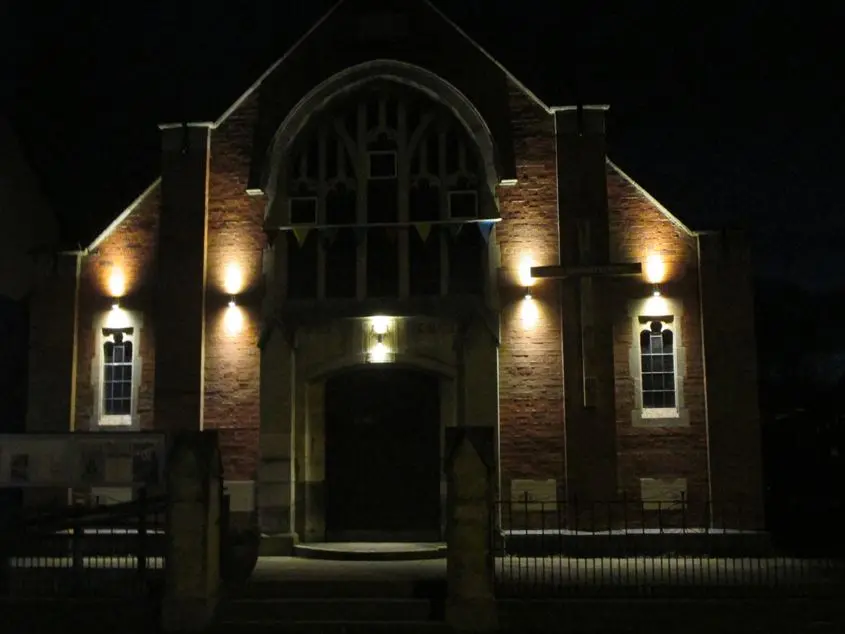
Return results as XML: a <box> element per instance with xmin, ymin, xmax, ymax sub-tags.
<box><xmin>325</xmin><ymin>367</ymin><xmax>441</xmax><ymax>541</ymax></box>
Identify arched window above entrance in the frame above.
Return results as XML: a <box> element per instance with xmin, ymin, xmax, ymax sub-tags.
<box><xmin>280</xmin><ymin>80</ymin><xmax>494</xmax><ymax>302</ymax></box>
<box><xmin>283</xmin><ymin>82</ymin><xmax>485</xmax><ymax>226</ymax></box>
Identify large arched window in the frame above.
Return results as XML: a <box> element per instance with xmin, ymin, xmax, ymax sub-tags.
<box><xmin>281</xmin><ymin>80</ymin><xmax>490</xmax><ymax>300</ymax></box>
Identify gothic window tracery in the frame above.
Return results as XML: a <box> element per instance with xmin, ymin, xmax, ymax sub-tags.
<box><xmin>640</xmin><ymin>320</ymin><xmax>677</xmax><ymax>409</ymax></box>
<box><xmin>282</xmin><ymin>81</ymin><xmax>490</xmax><ymax>300</ymax></box>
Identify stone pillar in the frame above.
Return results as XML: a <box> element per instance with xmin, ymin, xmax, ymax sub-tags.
<box><xmin>445</xmin><ymin>427</ymin><xmax>498</xmax><ymax>633</ymax></box>
<box><xmin>257</xmin><ymin>324</ymin><xmax>298</xmax><ymax>553</ymax></box>
<box><xmin>153</xmin><ymin>123</ymin><xmax>211</xmax><ymax>433</ymax></box>
<box><xmin>162</xmin><ymin>431</ymin><xmax>221</xmax><ymax>633</ymax></box>
<box><xmin>301</xmin><ymin>380</ymin><xmax>326</xmax><ymax>542</ymax></box>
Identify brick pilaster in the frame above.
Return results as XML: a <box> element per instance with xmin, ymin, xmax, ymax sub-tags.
<box><xmin>153</xmin><ymin>124</ymin><xmax>211</xmax><ymax>432</ymax></box>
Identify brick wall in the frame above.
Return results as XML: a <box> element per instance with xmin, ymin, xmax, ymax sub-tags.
<box><xmin>497</xmin><ymin>82</ymin><xmax>564</xmax><ymax>493</ymax></box>
<box><xmin>607</xmin><ymin>167</ymin><xmax>710</xmax><ymax>509</ymax></box>
<box><xmin>73</xmin><ymin>186</ymin><xmax>160</xmax><ymax>431</ymax></box>
<box><xmin>205</xmin><ymin>95</ymin><xmax>265</xmax><ymax>480</ymax></box>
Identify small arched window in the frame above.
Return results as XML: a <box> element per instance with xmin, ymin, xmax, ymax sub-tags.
<box><xmin>102</xmin><ymin>328</ymin><xmax>135</xmax><ymax>418</ymax></box>
<box><xmin>639</xmin><ymin>320</ymin><xmax>676</xmax><ymax>409</ymax></box>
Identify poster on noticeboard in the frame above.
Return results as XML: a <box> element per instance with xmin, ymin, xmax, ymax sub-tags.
<box><xmin>0</xmin><ymin>433</ymin><xmax>165</xmax><ymax>488</ymax></box>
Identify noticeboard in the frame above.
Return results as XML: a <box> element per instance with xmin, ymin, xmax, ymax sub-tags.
<box><xmin>0</xmin><ymin>433</ymin><xmax>166</xmax><ymax>488</ymax></box>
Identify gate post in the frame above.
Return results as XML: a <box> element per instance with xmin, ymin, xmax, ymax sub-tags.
<box><xmin>161</xmin><ymin>431</ymin><xmax>222</xmax><ymax>633</ymax></box>
<box><xmin>444</xmin><ymin>427</ymin><xmax>498</xmax><ymax>633</ymax></box>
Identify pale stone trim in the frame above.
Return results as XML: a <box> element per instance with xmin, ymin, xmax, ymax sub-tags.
<box><xmin>85</xmin><ymin>178</ymin><xmax>161</xmax><ymax>252</ymax></box>
<box><xmin>226</xmin><ymin>480</ymin><xmax>256</xmax><ymax>513</ymax></box>
<box><xmin>262</xmin><ymin>60</ymin><xmax>501</xmax><ymax>208</ymax></box>
<box><xmin>606</xmin><ymin>160</ymin><xmax>697</xmax><ymax>237</ymax></box>
<box><xmin>628</xmin><ymin>297</ymin><xmax>689</xmax><ymax>428</ymax></box>
<box><xmin>640</xmin><ymin>477</ymin><xmax>688</xmax><ymax>510</ymax></box>
<box><xmin>90</xmin><ymin>309</ymin><xmax>144</xmax><ymax>431</ymax></box>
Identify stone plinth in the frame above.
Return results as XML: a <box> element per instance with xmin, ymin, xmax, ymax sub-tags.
<box><xmin>444</xmin><ymin>427</ymin><xmax>497</xmax><ymax>633</ymax></box>
<box><xmin>161</xmin><ymin>431</ymin><xmax>222</xmax><ymax>633</ymax></box>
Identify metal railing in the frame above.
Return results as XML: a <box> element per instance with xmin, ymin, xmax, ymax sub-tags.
<box><xmin>1</xmin><ymin>488</ymin><xmax>167</xmax><ymax>598</ymax></box>
<box><xmin>493</xmin><ymin>495</ymin><xmax>844</xmax><ymax>598</ymax></box>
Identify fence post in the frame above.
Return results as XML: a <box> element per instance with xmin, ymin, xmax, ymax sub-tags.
<box><xmin>0</xmin><ymin>515</ymin><xmax>10</xmax><ymax>596</ymax></box>
<box><xmin>72</xmin><ymin>514</ymin><xmax>83</xmax><ymax>594</ymax></box>
<box><xmin>137</xmin><ymin>487</ymin><xmax>147</xmax><ymax>582</ymax></box>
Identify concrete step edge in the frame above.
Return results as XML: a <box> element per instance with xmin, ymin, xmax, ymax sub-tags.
<box><xmin>216</xmin><ymin>620</ymin><xmax>446</xmax><ymax>626</ymax></box>
<box><xmin>225</xmin><ymin>597</ymin><xmax>434</xmax><ymax>604</ymax></box>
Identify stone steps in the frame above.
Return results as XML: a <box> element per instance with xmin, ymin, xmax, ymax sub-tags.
<box><xmin>210</xmin><ymin>621</ymin><xmax>448</xmax><ymax>634</ymax></box>
<box><xmin>293</xmin><ymin>542</ymin><xmax>446</xmax><ymax>561</ymax></box>
<box><xmin>217</xmin><ymin>597</ymin><xmax>441</xmax><ymax>622</ymax></box>
<box><xmin>216</xmin><ymin>570</ymin><xmax>448</xmax><ymax>632</ymax></box>
<box><xmin>232</xmin><ymin>578</ymin><xmax>446</xmax><ymax>599</ymax></box>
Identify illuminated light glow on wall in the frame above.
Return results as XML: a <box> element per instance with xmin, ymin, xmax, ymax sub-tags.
<box><xmin>518</xmin><ymin>255</ymin><xmax>536</xmax><ymax>288</ymax></box>
<box><xmin>371</xmin><ymin>315</ymin><xmax>391</xmax><ymax>336</ymax></box>
<box><xmin>366</xmin><ymin>315</ymin><xmax>394</xmax><ymax>363</ymax></box>
<box><xmin>644</xmin><ymin>253</ymin><xmax>666</xmax><ymax>284</ymax></box>
<box><xmin>104</xmin><ymin>305</ymin><xmax>132</xmax><ymax>329</ymax></box>
<box><xmin>520</xmin><ymin>295</ymin><xmax>540</xmax><ymax>330</ymax></box>
<box><xmin>223</xmin><ymin>263</ymin><xmax>244</xmax><ymax>296</ymax></box>
<box><xmin>368</xmin><ymin>341</ymin><xmax>391</xmax><ymax>364</ymax></box>
<box><xmin>224</xmin><ymin>304</ymin><xmax>245</xmax><ymax>336</ymax></box>
<box><xmin>641</xmin><ymin>293</ymin><xmax>670</xmax><ymax>317</ymax></box>
<box><xmin>107</xmin><ymin>268</ymin><xmax>126</xmax><ymax>298</ymax></box>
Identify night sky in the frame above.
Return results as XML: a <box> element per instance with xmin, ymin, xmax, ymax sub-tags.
<box><xmin>2</xmin><ymin>0</ymin><xmax>842</xmax><ymax>291</ymax></box>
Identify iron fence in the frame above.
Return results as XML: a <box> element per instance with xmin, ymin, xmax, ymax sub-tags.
<box><xmin>0</xmin><ymin>488</ymin><xmax>167</xmax><ymax>598</ymax></box>
<box><xmin>493</xmin><ymin>496</ymin><xmax>845</xmax><ymax>598</ymax></box>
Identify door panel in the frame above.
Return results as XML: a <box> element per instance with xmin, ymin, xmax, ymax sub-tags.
<box><xmin>325</xmin><ymin>367</ymin><xmax>440</xmax><ymax>541</ymax></box>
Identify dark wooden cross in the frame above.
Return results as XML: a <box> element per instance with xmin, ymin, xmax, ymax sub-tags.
<box><xmin>530</xmin><ymin>259</ymin><xmax>642</xmax><ymax>408</ymax></box>
<box><xmin>530</xmin><ymin>263</ymin><xmax>642</xmax><ymax>280</ymax></box>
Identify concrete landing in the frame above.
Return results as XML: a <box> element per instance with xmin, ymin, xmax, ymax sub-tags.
<box><xmin>293</xmin><ymin>542</ymin><xmax>447</xmax><ymax>561</ymax></box>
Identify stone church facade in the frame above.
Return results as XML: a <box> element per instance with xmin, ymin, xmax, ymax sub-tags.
<box><xmin>27</xmin><ymin>0</ymin><xmax>763</xmax><ymax>549</ymax></box>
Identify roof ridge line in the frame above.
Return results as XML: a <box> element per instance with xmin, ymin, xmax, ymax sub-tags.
<box><xmin>211</xmin><ymin>0</ymin><xmax>553</xmax><ymax>130</ymax></box>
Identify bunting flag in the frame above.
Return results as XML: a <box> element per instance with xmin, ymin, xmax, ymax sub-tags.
<box><xmin>320</xmin><ymin>227</ymin><xmax>339</xmax><ymax>247</ymax></box>
<box><xmin>414</xmin><ymin>222</ymin><xmax>432</xmax><ymax>243</ymax></box>
<box><xmin>477</xmin><ymin>220</ymin><xmax>495</xmax><ymax>244</ymax></box>
<box><xmin>292</xmin><ymin>226</ymin><xmax>311</xmax><ymax>246</ymax></box>
<box><xmin>264</xmin><ymin>228</ymin><xmax>280</xmax><ymax>247</ymax></box>
<box><xmin>447</xmin><ymin>223</ymin><xmax>464</xmax><ymax>239</ymax></box>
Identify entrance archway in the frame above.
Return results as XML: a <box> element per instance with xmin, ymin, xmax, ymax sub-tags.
<box><xmin>324</xmin><ymin>366</ymin><xmax>441</xmax><ymax>541</ymax></box>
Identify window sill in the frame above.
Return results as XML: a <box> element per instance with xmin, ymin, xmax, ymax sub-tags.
<box><xmin>632</xmin><ymin>407</ymin><xmax>689</xmax><ymax>428</ymax></box>
<box><xmin>98</xmin><ymin>415</ymin><xmax>134</xmax><ymax>428</ymax></box>
<box><xmin>642</xmin><ymin>407</ymin><xmax>680</xmax><ymax>419</ymax></box>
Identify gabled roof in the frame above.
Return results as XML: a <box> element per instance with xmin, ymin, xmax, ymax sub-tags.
<box><xmin>207</xmin><ymin>0</ymin><xmax>553</xmax><ymax>130</ymax></box>
<box><xmin>80</xmin><ymin>0</ymin><xmax>700</xmax><ymax>251</ymax></box>
<box><xmin>607</xmin><ymin>160</ymin><xmax>696</xmax><ymax>237</ymax></box>
<box><xmin>85</xmin><ymin>178</ymin><xmax>162</xmax><ymax>252</ymax></box>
